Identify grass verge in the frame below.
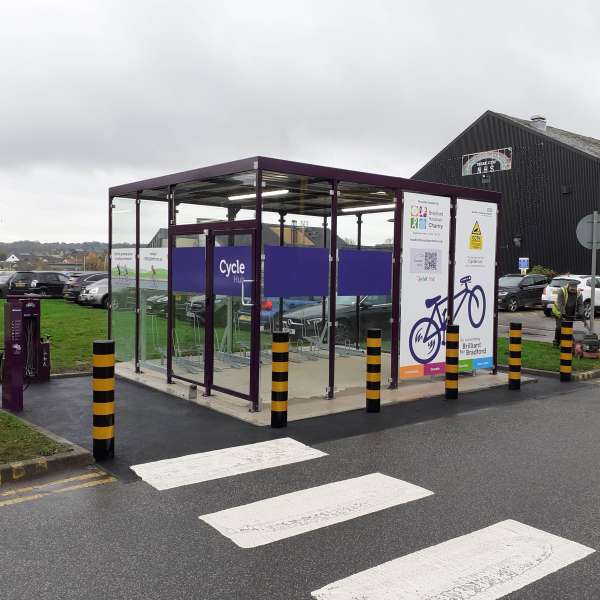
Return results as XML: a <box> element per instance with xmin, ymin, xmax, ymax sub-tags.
<box><xmin>497</xmin><ymin>338</ymin><xmax>600</xmax><ymax>372</ymax></box>
<box><xmin>0</xmin><ymin>410</ymin><xmax>70</xmax><ymax>463</ymax></box>
<box><xmin>0</xmin><ymin>299</ymin><xmax>106</xmax><ymax>373</ymax></box>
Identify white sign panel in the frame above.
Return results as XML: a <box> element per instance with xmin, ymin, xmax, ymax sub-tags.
<box><xmin>112</xmin><ymin>247</ymin><xmax>168</xmax><ymax>289</ymax></box>
<box><xmin>400</xmin><ymin>194</ymin><xmax>451</xmax><ymax>379</ymax></box>
<box><xmin>453</xmin><ymin>199</ymin><xmax>497</xmax><ymax>371</ymax></box>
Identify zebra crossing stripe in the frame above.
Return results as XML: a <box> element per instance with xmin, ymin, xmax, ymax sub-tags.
<box><xmin>130</xmin><ymin>437</ymin><xmax>326</xmax><ymax>491</ymax></box>
<box><xmin>199</xmin><ymin>473</ymin><xmax>433</xmax><ymax>548</ymax></box>
<box><xmin>311</xmin><ymin>519</ymin><xmax>594</xmax><ymax>599</ymax></box>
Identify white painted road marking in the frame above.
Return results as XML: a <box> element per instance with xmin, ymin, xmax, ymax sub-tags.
<box><xmin>311</xmin><ymin>519</ymin><xmax>594</xmax><ymax>599</ymax></box>
<box><xmin>199</xmin><ymin>473</ymin><xmax>433</xmax><ymax>548</ymax></box>
<box><xmin>130</xmin><ymin>437</ymin><xmax>327</xmax><ymax>490</ymax></box>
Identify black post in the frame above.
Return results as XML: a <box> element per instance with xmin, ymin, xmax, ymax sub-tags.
<box><xmin>92</xmin><ymin>339</ymin><xmax>115</xmax><ymax>461</ymax></box>
<box><xmin>445</xmin><ymin>325</ymin><xmax>459</xmax><ymax>400</ymax></box>
<box><xmin>271</xmin><ymin>331</ymin><xmax>289</xmax><ymax>428</ymax></box>
<box><xmin>508</xmin><ymin>322</ymin><xmax>522</xmax><ymax>390</ymax></box>
<box><xmin>366</xmin><ymin>328</ymin><xmax>381</xmax><ymax>412</ymax></box>
<box><xmin>560</xmin><ymin>320</ymin><xmax>573</xmax><ymax>382</ymax></box>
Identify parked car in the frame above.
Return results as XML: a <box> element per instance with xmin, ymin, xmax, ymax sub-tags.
<box><xmin>63</xmin><ymin>272</ymin><xmax>107</xmax><ymax>302</ymax></box>
<box><xmin>237</xmin><ymin>296</ymin><xmax>321</xmax><ymax>329</ymax></box>
<box><xmin>7</xmin><ymin>271</ymin><xmax>68</xmax><ymax>297</ymax></box>
<box><xmin>143</xmin><ymin>293</ymin><xmax>195</xmax><ymax>320</ymax></box>
<box><xmin>497</xmin><ymin>273</ymin><xmax>548</xmax><ymax>312</ymax></box>
<box><xmin>79</xmin><ymin>278</ymin><xmax>109</xmax><ymax>308</ymax></box>
<box><xmin>0</xmin><ymin>271</ymin><xmax>15</xmax><ymax>297</ymax></box>
<box><xmin>282</xmin><ymin>295</ymin><xmax>392</xmax><ymax>343</ymax></box>
<box><xmin>184</xmin><ymin>295</ymin><xmax>228</xmax><ymax>324</ymax></box>
<box><xmin>542</xmin><ymin>274</ymin><xmax>600</xmax><ymax>318</ymax></box>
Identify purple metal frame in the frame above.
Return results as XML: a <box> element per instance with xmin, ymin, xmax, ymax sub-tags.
<box><xmin>389</xmin><ymin>191</ymin><xmax>403</xmax><ymax>389</ymax></box>
<box><xmin>250</xmin><ymin>170</ymin><xmax>263</xmax><ymax>412</ymax></box>
<box><xmin>110</xmin><ymin>156</ymin><xmax>500</xmax><ymax>203</ymax></box>
<box><xmin>166</xmin><ymin>186</ymin><xmax>175</xmax><ymax>383</ymax></box>
<box><xmin>447</xmin><ymin>196</ymin><xmax>458</xmax><ymax>323</ymax></box>
<box><xmin>354</xmin><ymin>213</ymin><xmax>362</xmax><ymax>350</ymax></box>
<box><xmin>492</xmin><ymin>201</ymin><xmax>501</xmax><ymax>374</ymax></box>
<box><xmin>328</xmin><ymin>181</ymin><xmax>338</xmax><ymax>398</ymax></box>
<box><xmin>109</xmin><ymin>156</ymin><xmax>501</xmax><ymax>411</ymax></box>
<box><xmin>107</xmin><ymin>192</ymin><xmax>112</xmax><ymax>338</ymax></box>
<box><xmin>135</xmin><ymin>192</ymin><xmax>140</xmax><ymax>373</ymax></box>
<box><xmin>168</xmin><ymin>219</ymin><xmax>259</xmax><ymax>407</ymax></box>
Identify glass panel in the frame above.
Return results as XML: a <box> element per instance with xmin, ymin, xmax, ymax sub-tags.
<box><xmin>172</xmin><ymin>232</ymin><xmax>206</xmax><ymax>384</ymax></box>
<box><xmin>212</xmin><ymin>231</ymin><xmax>253</xmax><ymax>397</ymax></box>
<box><xmin>336</xmin><ymin>185</ymin><xmax>395</xmax><ymax>393</ymax></box>
<box><xmin>174</xmin><ymin>171</ymin><xmax>257</xmax><ymax>225</ymax></box>
<box><xmin>260</xmin><ymin>174</ymin><xmax>332</xmax><ymax>404</ymax></box>
<box><xmin>111</xmin><ymin>197</ymin><xmax>136</xmax><ymax>365</ymax></box>
<box><xmin>140</xmin><ymin>197</ymin><xmax>169</xmax><ymax>373</ymax></box>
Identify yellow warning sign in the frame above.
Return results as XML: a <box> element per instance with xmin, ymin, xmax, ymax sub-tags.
<box><xmin>469</xmin><ymin>221</ymin><xmax>483</xmax><ymax>250</ymax></box>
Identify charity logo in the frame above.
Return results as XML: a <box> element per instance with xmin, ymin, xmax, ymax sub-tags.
<box><xmin>410</xmin><ymin>205</ymin><xmax>428</xmax><ymax>230</ymax></box>
<box><xmin>469</xmin><ymin>221</ymin><xmax>483</xmax><ymax>250</ymax></box>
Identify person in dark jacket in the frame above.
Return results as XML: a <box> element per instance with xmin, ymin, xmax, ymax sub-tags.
<box><xmin>552</xmin><ymin>282</ymin><xmax>584</xmax><ymax>346</ymax></box>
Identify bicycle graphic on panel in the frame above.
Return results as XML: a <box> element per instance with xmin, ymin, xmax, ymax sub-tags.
<box><xmin>408</xmin><ymin>275</ymin><xmax>485</xmax><ymax>364</ymax></box>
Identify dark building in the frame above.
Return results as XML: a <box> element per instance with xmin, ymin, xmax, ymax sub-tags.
<box><xmin>413</xmin><ymin>110</ymin><xmax>600</xmax><ymax>275</ymax></box>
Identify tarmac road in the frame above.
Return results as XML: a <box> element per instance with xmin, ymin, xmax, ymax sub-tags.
<box><xmin>3</xmin><ymin>376</ymin><xmax>600</xmax><ymax>599</ymax></box>
<box><xmin>498</xmin><ymin>308</ymin><xmax>590</xmax><ymax>343</ymax></box>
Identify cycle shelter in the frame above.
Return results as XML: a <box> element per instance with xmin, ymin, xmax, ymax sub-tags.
<box><xmin>108</xmin><ymin>156</ymin><xmax>501</xmax><ymax>416</ymax></box>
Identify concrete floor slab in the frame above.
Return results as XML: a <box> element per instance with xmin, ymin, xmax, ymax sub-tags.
<box><xmin>116</xmin><ymin>360</ymin><xmax>534</xmax><ymax>427</ymax></box>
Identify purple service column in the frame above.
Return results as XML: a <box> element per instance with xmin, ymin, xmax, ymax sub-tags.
<box><xmin>2</xmin><ymin>298</ymin><xmax>24</xmax><ymax>411</ymax></box>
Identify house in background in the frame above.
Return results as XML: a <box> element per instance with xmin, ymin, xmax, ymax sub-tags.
<box><xmin>5</xmin><ymin>254</ymin><xmax>20</xmax><ymax>264</ymax></box>
<box><xmin>413</xmin><ymin>110</ymin><xmax>600</xmax><ymax>274</ymax></box>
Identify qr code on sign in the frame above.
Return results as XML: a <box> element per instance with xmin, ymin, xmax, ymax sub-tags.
<box><xmin>424</xmin><ymin>251</ymin><xmax>438</xmax><ymax>271</ymax></box>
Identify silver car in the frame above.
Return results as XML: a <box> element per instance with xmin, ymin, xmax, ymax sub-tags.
<box><xmin>79</xmin><ymin>277</ymin><xmax>109</xmax><ymax>308</ymax></box>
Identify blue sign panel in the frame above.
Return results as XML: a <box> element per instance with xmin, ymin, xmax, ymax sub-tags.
<box><xmin>214</xmin><ymin>246</ymin><xmax>253</xmax><ymax>296</ymax></box>
<box><xmin>172</xmin><ymin>246</ymin><xmax>252</xmax><ymax>296</ymax></box>
<box><xmin>518</xmin><ymin>257</ymin><xmax>529</xmax><ymax>270</ymax></box>
<box><xmin>264</xmin><ymin>246</ymin><xmax>329</xmax><ymax>297</ymax></box>
<box><xmin>338</xmin><ymin>249</ymin><xmax>392</xmax><ymax>296</ymax></box>
<box><xmin>172</xmin><ymin>247</ymin><xmax>205</xmax><ymax>293</ymax></box>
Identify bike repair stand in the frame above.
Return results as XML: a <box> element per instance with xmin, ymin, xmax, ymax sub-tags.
<box><xmin>2</xmin><ymin>296</ymin><xmax>51</xmax><ymax>412</ymax></box>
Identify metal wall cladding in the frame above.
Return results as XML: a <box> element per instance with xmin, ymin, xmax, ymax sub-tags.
<box><xmin>414</xmin><ymin>112</ymin><xmax>600</xmax><ymax>275</ymax></box>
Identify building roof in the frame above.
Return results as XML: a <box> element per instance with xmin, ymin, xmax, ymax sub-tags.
<box><xmin>496</xmin><ymin>112</ymin><xmax>600</xmax><ymax>161</ymax></box>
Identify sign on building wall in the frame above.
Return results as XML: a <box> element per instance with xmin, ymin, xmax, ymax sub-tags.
<box><xmin>453</xmin><ymin>199</ymin><xmax>497</xmax><ymax>371</ymax></box>
<box><xmin>399</xmin><ymin>194</ymin><xmax>451</xmax><ymax>379</ymax></box>
<box><xmin>462</xmin><ymin>147</ymin><xmax>512</xmax><ymax>176</ymax></box>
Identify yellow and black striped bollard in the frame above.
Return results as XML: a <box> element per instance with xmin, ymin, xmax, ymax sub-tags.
<box><xmin>560</xmin><ymin>320</ymin><xmax>573</xmax><ymax>382</ymax></box>
<box><xmin>508</xmin><ymin>322</ymin><xmax>522</xmax><ymax>390</ymax></box>
<box><xmin>92</xmin><ymin>340</ymin><xmax>115</xmax><ymax>460</ymax></box>
<box><xmin>271</xmin><ymin>331</ymin><xmax>289</xmax><ymax>428</ymax></box>
<box><xmin>445</xmin><ymin>324</ymin><xmax>459</xmax><ymax>400</ymax></box>
<box><xmin>366</xmin><ymin>328</ymin><xmax>381</xmax><ymax>412</ymax></box>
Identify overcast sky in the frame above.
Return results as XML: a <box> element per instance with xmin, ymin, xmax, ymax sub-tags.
<box><xmin>2</xmin><ymin>1</ymin><xmax>599</xmax><ymax>244</ymax></box>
